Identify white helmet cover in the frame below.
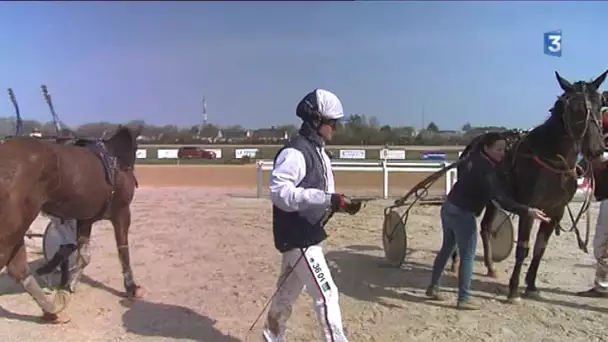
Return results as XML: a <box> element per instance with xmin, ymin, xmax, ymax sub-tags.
<box><xmin>296</xmin><ymin>89</ymin><xmax>344</xmax><ymax>121</ymax></box>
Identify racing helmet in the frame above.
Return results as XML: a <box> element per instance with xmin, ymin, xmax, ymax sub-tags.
<box><xmin>296</xmin><ymin>89</ymin><xmax>344</xmax><ymax>125</ymax></box>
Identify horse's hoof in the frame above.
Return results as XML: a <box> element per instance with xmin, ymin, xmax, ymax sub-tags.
<box><xmin>126</xmin><ymin>285</ymin><xmax>145</xmax><ymax>299</ymax></box>
<box><xmin>506</xmin><ymin>296</ymin><xmax>521</xmax><ymax>304</ymax></box>
<box><xmin>51</xmin><ymin>290</ymin><xmax>71</xmax><ymax>314</ymax></box>
<box><xmin>522</xmin><ymin>290</ymin><xmax>542</xmax><ymax>301</ymax></box>
<box><xmin>41</xmin><ymin>311</ymin><xmax>71</xmax><ymax>324</ymax></box>
<box><xmin>487</xmin><ymin>269</ymin><xmax>498</xmax><ymax>279</ymax></box>
<box><xmin>66</xmin><ymin>281</ymin><xmax>80</xmax><ymax>294</ymax></box>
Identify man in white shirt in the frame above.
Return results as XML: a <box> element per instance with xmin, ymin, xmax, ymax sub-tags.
<box><xmin>262</xmin><ymin>89</ymin><xmax>359</xmax><ymax>342</ymax></box>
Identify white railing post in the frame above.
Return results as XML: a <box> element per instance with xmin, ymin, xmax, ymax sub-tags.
<box><xmin>443</xmin><ymin>162</ymin><xmax>458</xmax><ymax>196</ymax></box>
<box><xmin>382</xmin><ymin>159</ymin><xmax>388</xmax><ymax>199</ymax></box>
<box><xmin>256</xmin><ymin>160</ymin><xmax>263</xmax><ymax>198</ymax></box>
<box><xmin>444</xmin><ymin>162</ymin><xmax>450</xmax><ymax>196</ymax></box>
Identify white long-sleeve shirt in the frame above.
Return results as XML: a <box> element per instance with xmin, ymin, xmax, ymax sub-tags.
<box><xmin>269</xmin><ymin>147</ymin><xmax>335</xmax><ymax>213</ymax></box>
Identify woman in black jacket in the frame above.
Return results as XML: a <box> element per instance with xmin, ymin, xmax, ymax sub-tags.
<box><xmin>426</xmin><ymin>132</ymin><xmax>550</xmax><ymax>310</ymax></box>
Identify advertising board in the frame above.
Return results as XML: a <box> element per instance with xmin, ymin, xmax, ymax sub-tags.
<box><xmin>379</xmin><ymin>149</ymin><xmax>406</xmax><ymax>160</ymax></box>
<box><xmin>235</xmin><ymin>148</ymin><xmax>259</xmax><ymax>159</ymax></box>
<box><xmin>157</xmin><ymin>149</ymin><xmax>179</xmax><ymax>159</ymax></box>
<box><xmin>339</xmin><ymin>149</ymin><xmax>366</xmax><ymax>159</ymax></box>
<box><xmin>136</xmin><ymin>149</ymin><xmax>147</xmax><ymax>159</ymax></box>
<box><xmin>205</xmin><ymin>149</ymin><xmax>222</xmax><ymax>159</ymax></box>
<box><xmin>422</xmin><ymin>152</ymin><xmax>447</xmax><ymax>161</ymax></box>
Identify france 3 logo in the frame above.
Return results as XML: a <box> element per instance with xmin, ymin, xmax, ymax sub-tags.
<box><xmin>543</xmin><ymin>30</ymin><xmax>562</xmax><ymax>57</ymax></box>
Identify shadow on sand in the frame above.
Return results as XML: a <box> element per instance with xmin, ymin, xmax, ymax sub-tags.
<box><xmin>326</xmin><ymin>245</ymin><xmax>608</xmax><ymax>314</ymax></box>
<box><xmin>80</xmin><ymin>276</ymin><xmax>242</xmax><ymax>341</ymax></box>
<box><xmin>118</xmin><ymin>299</ymin><xmax>240</xmax><ymax>342</ymax></box>
<box><xmin>1</xmin><ymin>265</ymin><xmax>241</xmax><ymax>340</ymax></box>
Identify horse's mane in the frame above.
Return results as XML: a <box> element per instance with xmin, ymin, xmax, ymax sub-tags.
<box><xmin>104</xmin><ymin>125</ymin><xmax>140</xmax><ymax>169</ymax></box>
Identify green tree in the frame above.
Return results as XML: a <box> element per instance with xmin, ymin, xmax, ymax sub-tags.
<box><xmin>426</xmin><ymin>121</ymin><xmax>439</xmax><ymax>132</ymax></box>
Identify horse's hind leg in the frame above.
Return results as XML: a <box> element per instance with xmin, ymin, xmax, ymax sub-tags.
<box><xmin>507</xmin><ymin>216</ymin><xmax>534</xmax><ymax>303</ymax></box>
<box><xmin>522</xmin><ymin>218</ymin><xmax>558</xmax><ymax>300</ymax></box>
<box><xmin>111</xmin><ymin>208</ymin><xmax>144</xmax><ymax>298</ymax></box>
<box><xmin>61</xmin><ymin>221</ymin><xmax>93</xmax><ymax>293</ymax></box>
<box><xmin>6</xmin><ymin>241</ymin><xmax>71</xmax><ymax>323</ymax></box>
<box><xmin>480</xmin><ymin>203</ymin><xmax>498</xmax><ymax>278</ymax></box>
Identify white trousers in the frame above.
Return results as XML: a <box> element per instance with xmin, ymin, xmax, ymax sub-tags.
<box><xmin>593</xmin><ymin>200</ymin><xmax>608</xmax><ymax>292</ymax></box>
<box><xmin>262</xmin><ymin>245</ymin><xmax>348</xmax><ymax>342</ymax></box>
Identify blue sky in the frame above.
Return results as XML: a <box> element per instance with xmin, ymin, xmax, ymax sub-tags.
<box><xmin>0</xmin><ymin>1</ymin><xmax>606</xmax><ymax>130</ymax></box>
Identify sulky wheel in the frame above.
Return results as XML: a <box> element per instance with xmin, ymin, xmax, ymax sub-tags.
<box><xmin>382</xmin><ymin>210</ymin><xmax>408</xmax><ymax>267</ymax></box>
<box><xmin>42</xmin><ymin>218</ymin><xmax>79</xmax><ymax>272</ymax></box>
<box><xmin>488</xmin><ymin>209</ymin><xmax>515</xmax><ymax>262</ymax></box>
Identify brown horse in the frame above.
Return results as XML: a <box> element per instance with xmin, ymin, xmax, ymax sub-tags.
<box><xmin>0</xmin><ymin>125</ymin><xmax>142</xmax><ymax>323</ymax></box>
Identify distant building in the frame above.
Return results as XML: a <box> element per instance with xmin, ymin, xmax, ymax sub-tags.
<box><xmin>252</xmin><ymin>128</ymin><xmax>289</xmax><ymax>142</ymax></box>
<box><xmin>216</xmin><ymin>129</ymin><xmax>251</xmax><ymax>143</ymax></box>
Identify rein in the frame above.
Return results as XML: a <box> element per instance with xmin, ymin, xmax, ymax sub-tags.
<box><xmin>529</xmin><ymin>155</ymin><xmax>577</xmax><ymax>177</ymax></box>
<box><xmin>519</xmin><ymin>147</ymin><xmax>593</xmax><ymax>253</ymax></box>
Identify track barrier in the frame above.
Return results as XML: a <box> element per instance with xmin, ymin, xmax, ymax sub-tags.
<box><xmin>256</xmin><ymin>158</ymin><xmax>592</xmax><ymax>201</ymax></box>
<box><xmin>256</xmin><ymin>159</ymin><xmax>458</xmax><ymax>199</ymax></box>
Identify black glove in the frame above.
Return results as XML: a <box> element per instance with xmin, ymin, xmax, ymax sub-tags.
<box><xmin>330</xmin><ymin>193</ymin><xmax>362</xmax><ymax>215</ymax></box>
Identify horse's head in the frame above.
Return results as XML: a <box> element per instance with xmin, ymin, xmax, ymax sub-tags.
<box><xmin>104</xmin><ymin>125</ymin><xmax>141</xmax><ymax>170</ymax></box>
<box><xmin>553</xmin><ymin>70</ymin><xmax>607</xmax><ymax>160</ymax></box>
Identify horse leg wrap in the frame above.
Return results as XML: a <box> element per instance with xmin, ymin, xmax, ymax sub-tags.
<box><xmin>123</xmin><ymin>270</ymin><xmax>135</xmax><ymax>290</ymax></box>
<box><xmin>21</xmin><ymin>275</ymin><xmax>60</xmax><ymax>314</ymax></box>
<box><xmin>67</xmin><ymin>243</ymin><xmax>91</xmax><ymax>292</ymax></box>
<box><xmin>76</xmin><ymin>242</ymin><xmax>91</xmax><ymax>266</ymax></box>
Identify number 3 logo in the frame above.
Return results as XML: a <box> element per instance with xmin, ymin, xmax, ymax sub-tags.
<box><xmin>544</xmin><ymin>30</ymin><xmax>562</xmax><ymax>57</ymax></box>
<box><xmin>548</xmin><ymin>34</ymin><xmax>561</xmax><ymax>52</ymax></box>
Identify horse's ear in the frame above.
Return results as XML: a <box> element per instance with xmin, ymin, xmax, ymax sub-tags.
<box><xmin>555</xmin><ymin>71</ymin><xmax>572</xmax><ymax>92</ymax></box>
<box><xmin>590</xmin><ymin>69</ymin><xmax>608</xmax><ymax>90</ymax></box>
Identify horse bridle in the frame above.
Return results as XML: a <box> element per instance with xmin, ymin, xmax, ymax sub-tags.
<box><xmin>519</xmin><ymin>86</ymin><xmax>604</xmax><ymax>176</ymax></box>
<box><xmin>559</xmin><ymin>84</ymin><xmax>604</xmax><ymax>154</ymax></box>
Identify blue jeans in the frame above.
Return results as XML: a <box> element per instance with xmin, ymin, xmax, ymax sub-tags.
<box><xmin>429</xmin><ymin>200</ymin><xmax>478</xmax><ymax>302</ymax></box>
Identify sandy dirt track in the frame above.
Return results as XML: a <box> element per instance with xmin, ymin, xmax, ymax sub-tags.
<box><xmin>0</xmin><ymin>165</ymin><xmax>606</xmax><ymax>342</ymax></box>
<box><xmin>133</xmin><ymin>164</ymin><xmax>448</xmax><ymax>198</ymax></box>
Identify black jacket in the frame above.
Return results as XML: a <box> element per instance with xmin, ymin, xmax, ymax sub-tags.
<box><xmin>271</xmin><ymin>123</ymin><xmax>331</xmax><ymax>252</ymax></box>
<box><xmin>448</xmin><ymin>150</ymin><xmax>529</xmax><ymax>217</ymax></box>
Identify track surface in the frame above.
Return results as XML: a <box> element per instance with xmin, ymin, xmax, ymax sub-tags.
<box><xmin>1</xmin><ymin>165</ymin><xmax>606</xmax><ymax>342</ymax></box>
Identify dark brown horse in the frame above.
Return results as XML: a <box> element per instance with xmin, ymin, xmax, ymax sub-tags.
<box><xmin>451</xmin><ymin>70</ymin><xmax>607</xmax><ymax>303</ymax></box>
<box><xmin>0</xmin><ymin>125</ymin><xmax>142</xmax><ymax>323</ymax></box>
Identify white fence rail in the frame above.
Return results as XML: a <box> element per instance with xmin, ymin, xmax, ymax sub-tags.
<box><xmin>256</xmin><ymin>159</ymin><xmax>458</xmax><ymax>199</ymax></box>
